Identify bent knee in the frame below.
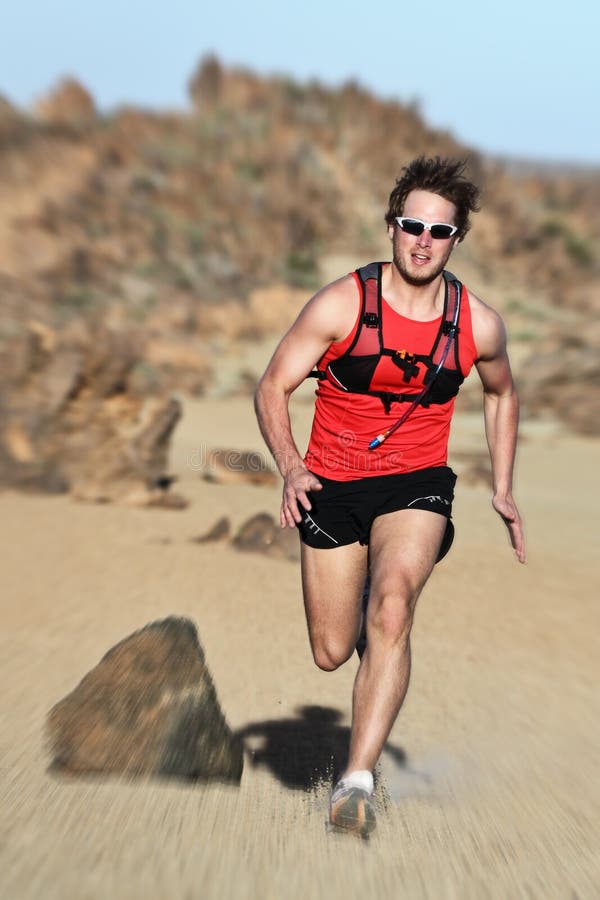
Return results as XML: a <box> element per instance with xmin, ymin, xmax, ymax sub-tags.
<box><xmin>311</xmin><ymin>640</ymin><xmax>354</xmax><ymax>672</ymax></box>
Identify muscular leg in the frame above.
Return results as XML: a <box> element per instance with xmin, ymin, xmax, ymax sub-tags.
<box><xmin>301</xmin><ymin>541</ymin><xmax>369</xmax><ymax>671</ymax></box>
<box><xmin>345</xmin><ymin>509</ymin><xmax>447</xmax><ymax>774</ymax></box>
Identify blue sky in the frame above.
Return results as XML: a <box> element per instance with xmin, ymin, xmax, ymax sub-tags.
<box><xmin>2</xmin><ymin>0</ymin><xmax>598</xmax><ymax>164</ymax></box>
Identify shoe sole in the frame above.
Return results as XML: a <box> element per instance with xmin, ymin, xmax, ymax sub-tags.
<box><xmin>329</xmin><ymin>788</ymin><xmax>376</xmax><ymax>838</ymax></box>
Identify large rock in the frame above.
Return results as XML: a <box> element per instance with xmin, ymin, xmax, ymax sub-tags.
<box><xmin>0</xmin><ymin>322</ymin><xmax>186</xmax><ymax>504</ymax></box>
<box><xmin>47</xmin><ymin>617</ymin><xmax>243</xmax><ymax>782</ymax></box>
<box><xmin>69</xmin><ymin>395</ymin><xmax>184</xmax><ymax>505</ymax></box>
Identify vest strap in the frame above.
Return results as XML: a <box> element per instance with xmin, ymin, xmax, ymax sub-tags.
<box><xmin>308</xmin><ymin>263</ymin><xmax>463</xmax><ymax>414</ymax></box>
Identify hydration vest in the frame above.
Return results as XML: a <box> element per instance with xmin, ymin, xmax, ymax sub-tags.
<box><xmin>310</xmin><ymin>262</ymin><xmax>464</xmax><ymax>413</ymax></box>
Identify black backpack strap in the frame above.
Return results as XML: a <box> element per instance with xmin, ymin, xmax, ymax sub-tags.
<box><xmin>368</xmin><ymin>272</ymin><xmax>464</xmax><ymax>449</ymax></box>
<box><xmin>357</xmin><ymin>261</ymin><xmax>381</xmax><ymax>282</ymax></box>
<box><xmin>309</xmin><ymin>262</ymin><xmax>384</xmax><ymax>380</ymax></box>
<box><xmin>429</xmin><ymin>270</ymin><xmax>462</xmax><ymax>369</ymax></box>
<box><xmin>344</xmin><ymin>262</ymin><xmax>385</xmax><ymax>355</ymax></box>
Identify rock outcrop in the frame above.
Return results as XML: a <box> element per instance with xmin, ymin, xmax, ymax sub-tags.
<box><xmin>34</xmin><ymin>78</ymin><xmax>97</xmax><ymax>127</ymax></box>
<box><xmin>0</xmin><ymin>55</ymin><xmax>598</xmax><ymax>453</ymax></box>
<box><xmin>0</xmin><ymin>322</ymin><xmax>186</xmax><ymax>504</ymax></box>
<box><xmin>47</xmin><ymin>617</ymin><xmax>243</xmax><ymax>782</ymax></box>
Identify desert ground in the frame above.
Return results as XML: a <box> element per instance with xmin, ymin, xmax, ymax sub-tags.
<box><xmin>1</xmin><ymin>383</ymin><xmax>598</xmax><ymax>899</ymax></box>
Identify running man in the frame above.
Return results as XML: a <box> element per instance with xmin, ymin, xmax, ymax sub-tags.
<box><xmin>254</xmin><ymin>157</ymin><xmax>526</xmax><ymax>837</ymax></box>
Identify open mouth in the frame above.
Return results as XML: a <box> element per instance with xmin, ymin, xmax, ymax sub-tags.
<box><xmin>411</xmin><ymin>253</ymin><xmax>430</xmax><ymax>265</ymax></box>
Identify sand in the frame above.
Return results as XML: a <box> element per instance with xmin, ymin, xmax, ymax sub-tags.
<box><xmin>1</xmin><ymin>391</ymin><xmax>598</xmax><ymax>899</ymax></box>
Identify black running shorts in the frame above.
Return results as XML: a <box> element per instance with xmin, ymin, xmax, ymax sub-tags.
<box><xmin>296</xmin><ymin>465</ymin><xmax>457</xmax><ymax>562</ymax></box>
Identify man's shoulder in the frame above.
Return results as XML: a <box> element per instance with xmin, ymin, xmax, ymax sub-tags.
<box><xmin>466</xmin><ymin>288</ymin><xmax>504</xmax><ymax>328</ymax></box>
<box><xmin>317</xmin><ymin>260</ymin><xmax>389</xmax><ymax>305</ymax></box>
<box><xmin>306</xmin><ymin>271</ymin><xmax>360</xmax><ymax>318</ymax></box>
<box><xmin>317</xmin><ymin>271</ymin><xmax>360</xmax><ymax>301</ymax></box>
<box><xmin>296</xmin><ymin>272</ymin><xmax>360</xmax><ymax>343</ymax></box>
<box><xmin>465</xmin><ymin>288</ymin><xmax>507</xmax><ymax>358</ymax></box>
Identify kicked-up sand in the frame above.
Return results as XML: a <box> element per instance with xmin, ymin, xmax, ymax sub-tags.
<box><xmin>1</xmin><ymin>393</ymin><xmax>598</xmax><ymax>899</ymax></box>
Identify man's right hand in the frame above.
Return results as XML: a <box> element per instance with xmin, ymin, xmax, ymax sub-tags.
<box><xmin>281</xmin><ymin>467</ymin><xmax>323</xmax><ymax>527</ymax></box>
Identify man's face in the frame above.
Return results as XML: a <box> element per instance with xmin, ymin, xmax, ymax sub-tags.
<box><xmin>389</xmin><ymin>189</ymin><xmax>459</xmax><ymax>286</ymax></box>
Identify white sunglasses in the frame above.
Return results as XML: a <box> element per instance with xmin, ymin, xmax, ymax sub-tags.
<box><xmin>395</xmin><ymin>217</ymin><xmax>458</xmax><ymax>239</ymax></box>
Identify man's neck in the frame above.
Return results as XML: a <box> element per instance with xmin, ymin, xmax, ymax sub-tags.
<box><xmin>381</xmin><ymin>261</ymin><xmax>445</xmax><ymax>320</ymax></box>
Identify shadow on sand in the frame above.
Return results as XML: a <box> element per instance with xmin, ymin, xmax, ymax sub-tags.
<box><xmin>236</xmin><ymin>704</ymin><xmax>407</xmax><ymax>791</ymax></box>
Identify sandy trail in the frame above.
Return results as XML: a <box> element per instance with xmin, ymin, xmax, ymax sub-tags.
<box><xmin>1</xmin><ymin>394</ymin><xmax>598</xmax><ymax>899</ymax></box>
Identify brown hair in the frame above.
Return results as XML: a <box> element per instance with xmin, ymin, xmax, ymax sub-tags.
<box><xmin>385</xmin><ymin>156</ymin><xmax>481</xmax><ymax>240</ymax></box>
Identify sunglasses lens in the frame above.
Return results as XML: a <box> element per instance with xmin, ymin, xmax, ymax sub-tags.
<box><xmin>430</xmin><ymin>225</ymin><xmax>455</xmax><ymax>239</ymax></box>
<box><xmin>399</xmin><ymin>218</ymin><xmax>424</xmax><ymax>236</ymax></box>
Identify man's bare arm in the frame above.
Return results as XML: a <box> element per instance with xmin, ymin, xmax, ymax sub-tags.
<box><xmin>255</xmin><ymin>276</ymin><xmax>357</xmax><ymax>527</ymax></box>
<box><xmin>472</xmin><ymin>295</ymin><xmax>526</xmax><ymax>563</ymax></box>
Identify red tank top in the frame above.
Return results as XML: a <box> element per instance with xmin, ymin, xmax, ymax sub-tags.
<box><xmin>304</xmin><ymin>273</ymin><xmax>479</xmax><ymax>480</ymax></box>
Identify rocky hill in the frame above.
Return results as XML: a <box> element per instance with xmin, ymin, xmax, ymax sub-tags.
<box><xmin>0</xmin><ymin>57</ymin><xmax>598</xmax><ymax>497</ymax></box>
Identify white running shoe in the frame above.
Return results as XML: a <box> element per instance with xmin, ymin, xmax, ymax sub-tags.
<box><xmin>329</xmin><ymin>770</ymin><xmax>376</xmax><ymax>837</ymax></box>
